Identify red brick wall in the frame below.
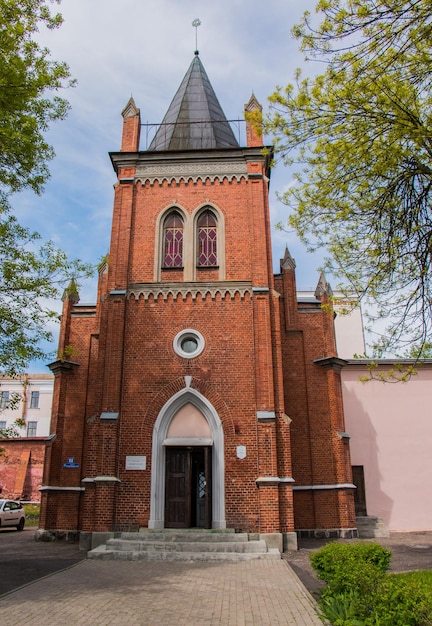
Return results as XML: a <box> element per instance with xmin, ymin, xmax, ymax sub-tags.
<box><xmin>276</xmin><ymin>269</ymin><xmax>356</xmax><ymax>531</ymax></box>
<box><xmin>40</xmin><ymin>115</ymin><xmax>355</xmax><ymax>536</ymax></box>
<box><xmin>0</xmin><ymin>439</ymin><xmax>47</xmax><ymax>501</ymax></box>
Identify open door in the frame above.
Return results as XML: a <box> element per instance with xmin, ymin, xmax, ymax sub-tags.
<box><xmin>165</xmin><ymin>447</ymin><xmax>211</xmax><ymax>528</ymax></box>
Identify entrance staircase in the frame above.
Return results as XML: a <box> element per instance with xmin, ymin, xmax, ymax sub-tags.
<box><xmin>356</xmin><ymin>516</ymin><xmax>390</xmax><ymax>538</ymax></box>
<box><xmin>87</xmin><ymin>528</ymin><xmax>281</xmax><ymax>562</ymax></box>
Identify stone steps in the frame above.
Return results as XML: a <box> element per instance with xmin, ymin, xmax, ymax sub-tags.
<box><xmin>122</xmin><ymin>529</ymin><xmax>249</xmax><ymax>543</ymax></box>
<box><xmin>356</xmin><ymin>516</ymin><xmax>390</xmax><ymax>538</ymax></box>
<box><xmin>87</xmin><ymin>529</ymin><xmax>281</xmax><ymax>562</ymax></box>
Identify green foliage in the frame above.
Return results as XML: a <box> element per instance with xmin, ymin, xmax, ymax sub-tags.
<box><xmin>310</xmin><ymin>542</ymin><xmax>432</xmax><ymax>625</ymax></box>
<box><xmin>23</xmin><ymin>502</ymin><xmax>40</xmax><ymax>526</ymax></box>
<box><xmin>396</xmin><ymin>569</ymin><xmax>432</xmax><ymax>588</ymax></box>
<box><xmin>367</xmin><ymin>573</ymin><xmax>432</xmax><ymax>626</ymax></box>
<box><xmin>357</xmin><ymin>360</ymin><xmax>418</xmax><ymax>384</ymax></box>
<box><xmin>403</xmin><ymin>342</ymin><xmax>432</xmax><ymax>359</ymax></box>
<box><xmin>0</xmin><ymin>417</ymin><xmax>25</xmax><ymax>439</ymax></box>
<box><xmin>265</xmin><ymin>1</ymin><xmax>432</xmax><ymax>356</ymax></box>
<box><xmin>57</xmin><ymin>344</ymin><xmax>77</xmax><ymax>362</ymax></box>
<box><xmin>0</xmin><ymin>211</ymin><xmax>93</xmax><ymax>375</ymax></box>
<box><xmin>0</xmin><ymin>1</ymin><xmax>94</xmax><ymax>374</ymax></box>
<box><xmin>0</xmin><ymin>0</ymin><xmax>75</xmax><ymax>199</ymax></box>
<box><xmin>310</xmin><ymin>541</ymin><xmax>391</xmax><ymax>596</ymax></box>
<box><xmin>318</xmin><ymin>590</ymin><xmax>365</xmax><ymax>626</ymax></box>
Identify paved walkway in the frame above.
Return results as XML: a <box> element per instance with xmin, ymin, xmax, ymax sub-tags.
<box><xmin>0</xmin><ymin>558</ymin><xmax>323</xmax><ymax>625</ymax></box>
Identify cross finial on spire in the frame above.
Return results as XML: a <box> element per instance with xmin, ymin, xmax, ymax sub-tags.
<box><xmin>192</xmin><ymin>18</ymin><xmax>201</xmax><ymax>55</ymax></box>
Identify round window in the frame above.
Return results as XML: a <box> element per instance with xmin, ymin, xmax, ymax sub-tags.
<box><xmin>173</xmin><ymin>329</ymin><xmax>205</xmax><ymax>358</ymax></box>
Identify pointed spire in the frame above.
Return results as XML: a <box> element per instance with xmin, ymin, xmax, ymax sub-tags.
<box><xmin>121</xmin><ymin>97</ymin><xmax>141</xmax><ymax>152</ymax></box>
<box><xmin>149</xmin><ymin>56</ymin><xmax>239</xmax><ymax>151</ymax></box>
<box><xmin>62</xmin><ymin>278</ymin><xmax>79</xmax><ymax>304</ymax></box>
<box><xmin>280</xmin><ymin>245</ymin><xmax>296</xmax><ymax>271</ymax></box>
<box><xmin>315</xmin><ymin>272</ymin><xmax>333</xmax><ymax>299</ymax></box>
<box><xmin>122</xmin><ymin>97</ymin><xmax>139</xmax><ymax>119</ymax></box>
<box><xmin>244</xmin><ymin>93</ymin><xmax>263</xmax><ymax>147</ymax></box>
<box><xmin>244</xmin><ymin>92</ymin><xmax>262</xmax><ymax>114</ymax></box>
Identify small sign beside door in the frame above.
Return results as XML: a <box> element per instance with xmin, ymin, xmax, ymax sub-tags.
<box><xmin>125</xmin><ymin>455</ymin><xmax>146</xmax><ymax>470</ymax></box>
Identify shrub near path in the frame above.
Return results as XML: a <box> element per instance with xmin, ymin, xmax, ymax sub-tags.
<box><xmin>284</xmin><ymin>533</ymin><xmax>432</xmax><ymax>595</ymax></box>
<box><xmin>310</xmin><ymin>542</ymin><xmax>432</xmax><ymax>626</ymax></box>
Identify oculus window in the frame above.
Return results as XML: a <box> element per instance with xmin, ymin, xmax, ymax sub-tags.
<box><xmin>174</xmin><ymin>329</ymin><xmax>205</xmax><ymax>359</ymax></box>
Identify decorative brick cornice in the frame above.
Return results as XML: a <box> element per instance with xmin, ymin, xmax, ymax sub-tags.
<box><xmin>110</xmin><ymin>146</ymin><xmax>272</xmax><ymax>180</ymax></box>
<box><xmin>314</xmin><ymin>356</ymin><xmax>348</xmax><ymax>371</ymax></box>
<box><xmin>128</xmin><ymin>281</ymin><xmax>252</xmax><ymax>302</ymax></box>
<box><xmin>39</xmin><ymin>485</ymin><xmax>85</xmax><ymax>492</ymax></box>
<box><xmin>47</xmin><ymin>360</ymin><xmax>80</xmax><ymax>376</ymax></box>
<box><xmin>136</xmin><ymin>160</ymin><xmax>248</xmax><ymax>186</ymax></box>
<box><xmin>293</xmin><ymin>483</ymin><xmax>356</xmax><ymax>491</ymax></box>
<box><xmin>256</xmin><ymin>476</ymin><xmax>281</xmax><ymax>486</ymax></box>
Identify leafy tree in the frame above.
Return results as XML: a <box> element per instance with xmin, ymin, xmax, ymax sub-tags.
<box><xmin>0</xmin><ymin>213</ymin><xmax>91</xmax><ymax>375</ymax></box>
<box><xmin>0</xmin><ymin>0</ymin><xmax>74</xmax><ymax>200</ymax></box>
<box><xmin>266</xmin><ymin>0</ymin><xmax>432</xmax><ymax>356</ymax></box>
<box><xmin>0</xmin><ymin>417</ymin><xmax>25</xmax><ymax>440</ymax></box>
<box><xmin>0</xmin><ymin>0</ymin><xmax>92</xmax><ymax>375</ymax></box>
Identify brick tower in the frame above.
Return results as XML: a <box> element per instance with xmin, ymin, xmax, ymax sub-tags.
<box><xmin>40</xmin><ymin>54</ymin><xmax>356</xmax><ymax>549</ymax></box>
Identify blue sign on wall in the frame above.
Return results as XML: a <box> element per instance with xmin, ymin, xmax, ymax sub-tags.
<box><xmin>63</xmin><ymin>457</ymin><xmax>79</xmax><ymax>468</ymax></box>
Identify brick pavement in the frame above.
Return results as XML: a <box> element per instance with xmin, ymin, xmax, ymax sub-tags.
<box><xmin>0</xmin><ymin>558</ymin><xmax>323</xmax><ymax>625</ymax></box>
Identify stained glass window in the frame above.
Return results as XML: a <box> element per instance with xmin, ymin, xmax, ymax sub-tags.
<box><xmin>197</xmin><ymin>211</ymin><xmax>217</xmax><ymax>266</ymax></box>
<box><xmin>163</xmin><ymin>212</ymin><xmax>184</xmax><ymax>268</ymax></box>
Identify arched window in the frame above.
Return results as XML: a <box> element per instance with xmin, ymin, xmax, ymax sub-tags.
<box><xmin>163</xmin><ymin>212</ymin><xmax>184</xmax><ymax>268</ymax></box>
<box><xmin>197</xmin><ymin>210</ymin><xmax>217</xmax><ymax>267</ymax></box>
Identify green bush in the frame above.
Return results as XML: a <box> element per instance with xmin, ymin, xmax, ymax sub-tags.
<box><xmin>310</xmin><ymin>542</ymin><xmax>391</xmax><ymax>595</ymax></box>
<box><xmin>364</xmin><ymin>574</ymin><xmax>432</xmax><ymax>626</ymax></box>
<box><xmin>310</xmin><ymin>542</ymin><xmax>432</xmax><ymax>626</ymax></box>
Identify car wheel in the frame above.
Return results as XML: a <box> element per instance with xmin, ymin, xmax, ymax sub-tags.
<box><xmin>16</xmin><ymin>518</ymin><xmax>25</xmax><ymax>531</ymax></box>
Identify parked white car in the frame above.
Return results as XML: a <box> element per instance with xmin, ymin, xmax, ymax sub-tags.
<box><xmin>0</xmin><ymin>499</ymin><xmax>25</xmax><ymax>530</ymax></box>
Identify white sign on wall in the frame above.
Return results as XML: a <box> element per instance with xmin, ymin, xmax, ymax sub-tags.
<box><xmin>125</xmin><ymin>455</ymin><xmax>146</xmax><ymax>470</ymax></box>
<box><xmin>236</xmin><ymin>446</ymin><xmax>246</xmax><ymax>460</ymax></box>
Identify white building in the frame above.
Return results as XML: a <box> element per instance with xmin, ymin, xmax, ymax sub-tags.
<box><xmin>0</xmin><ymin>374</ymin><xmax>54</xmax><ymax>438</ymax></box>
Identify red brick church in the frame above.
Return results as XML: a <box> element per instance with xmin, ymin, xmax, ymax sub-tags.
<box><xmin>39</xmin><ymin>53</ymin><xmax>357</xmax><ymax>550</ymax></box>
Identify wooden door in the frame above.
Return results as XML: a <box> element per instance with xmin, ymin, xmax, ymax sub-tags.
<box><xmin>165</xmin><ymin>447</ymin><xmax>212</xmax><ymax>528</ymax></box>
<box><xmin>165</xmin><ymin>448</ymin><xmax>191</xmax><ymax>528</ymax></box>
<box><xmin>352</xmin><ymin>465</ymin><xmax>367</xmax><ymax>516</ymax></box>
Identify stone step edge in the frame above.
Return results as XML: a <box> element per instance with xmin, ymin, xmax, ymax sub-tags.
<box><xmin>88</xmin><ymin>546</ymin><xmax>281</xmax><ymax>562</ymax></box>
<box><xmin>105</xmin><ymin>540</ymin><xmax>269</xmax><ymax>553</ymax></box>
<box><xmin>121</xmin><ymin>531</ymin><xmax>249</xmax><ymax>542</ymax></box>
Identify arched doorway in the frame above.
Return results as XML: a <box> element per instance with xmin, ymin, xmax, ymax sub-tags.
<box><xmin>148</xmin><ymin>387</ymin><xmax>225</xmax><ymax>530</ymax></box>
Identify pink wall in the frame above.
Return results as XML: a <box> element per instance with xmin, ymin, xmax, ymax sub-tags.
<box><xmin>342</xmin><ymin>364</ymin><xmax>432</xmax><ymax>532</ymax></box>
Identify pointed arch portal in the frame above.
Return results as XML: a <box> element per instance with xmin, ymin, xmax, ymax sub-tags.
<box><xmin>148</xmin><ymin>387</ymin><xmax>226</xmax><ymax>529</ymax></box>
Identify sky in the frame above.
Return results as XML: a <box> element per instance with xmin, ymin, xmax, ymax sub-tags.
<box><xmin>13</xmin><ymin>0</ymin><xmax>328</xmax><ymax>369</ymax></box>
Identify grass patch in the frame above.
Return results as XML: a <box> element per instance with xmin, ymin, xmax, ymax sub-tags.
<box><xmin>393</xmin><ymin>569</ymin><xmax>432</xmax><ymax>586</ymax></box>
<box><xmin>23</xmin><ymin>503</ymin><xmax>40</xmax><ymax>526</ymax></box>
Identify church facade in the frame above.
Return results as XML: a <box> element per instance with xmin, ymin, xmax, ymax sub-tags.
<box><xmin>39</xmin><ymin>55</ymin><xmax>357</xmax><ymax>550</ymax></box>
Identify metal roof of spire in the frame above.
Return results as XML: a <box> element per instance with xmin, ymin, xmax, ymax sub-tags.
<box><xmin>149</xmin><ymin>54</ymin><xmax>239</xmax><ymax>151</ymax></box>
